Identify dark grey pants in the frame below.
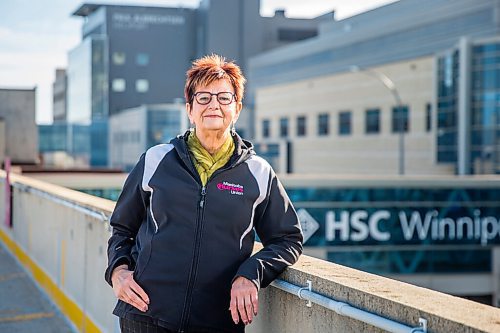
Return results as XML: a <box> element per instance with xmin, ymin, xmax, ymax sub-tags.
<box><xmin>119</xmin><ymin>318</ymin><xmax>175</xmax><ymax>333</ymax></box>
<box><xmin>119</xmin><ymin>318</ymin><xmax>226</xmax><ymax>333</ymax></box>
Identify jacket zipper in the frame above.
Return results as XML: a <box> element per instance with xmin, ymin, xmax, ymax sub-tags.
<box><xmin>179</xmin><ymin>185</ymin><xmax>206</xmax><ymax>332</ymax></box>
<box><xmin>176</xmin><ymin>138</ymin><xmax>244</xmax><ymax>332</ymax></box>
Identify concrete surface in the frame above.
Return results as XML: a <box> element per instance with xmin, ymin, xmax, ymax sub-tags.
<box><xmin>0</xmin><ymin>244</ymin><xmax>75</xmax><ymax>333</ymax></box>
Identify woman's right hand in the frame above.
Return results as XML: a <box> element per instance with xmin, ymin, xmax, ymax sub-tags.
<box><xmin>111</xmin><ymin>264</ymin><xmax>150</xmax><ymax>312</ymax></box>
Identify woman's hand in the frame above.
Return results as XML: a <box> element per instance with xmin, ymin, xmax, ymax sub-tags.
<box><xmin>111</xmin><ymin>264</ymin><xmax>150</xmax><ymax>312</ymax></box>
<box><xmin>229</xmin><ymin>276</ymin><xmax>258</xmax><ymax>325</ymax></box>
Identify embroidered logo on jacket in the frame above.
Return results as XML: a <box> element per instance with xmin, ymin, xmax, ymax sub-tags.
<box><xmin>217</xmin><ymin>181</ymin><xmax>244</xmax><ymax>196</ymax></box>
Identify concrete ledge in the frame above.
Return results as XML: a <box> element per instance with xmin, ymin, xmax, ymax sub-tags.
<box><xmin>249</xmin><ymin>248</ymin><xmax>500</xmax><ymax>332</ymax></box>
<box><xmin>0</xmin><ymin>170</ymin><xmax>116</xmax><ymax>213</ymax></box>
<box><xmin>25</xmin><ymin>172</ymin><xmax>127</xmax><ymax>190</ymax></box>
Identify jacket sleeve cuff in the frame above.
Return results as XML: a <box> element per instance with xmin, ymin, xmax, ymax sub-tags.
<box><xmin>231</xmin><ymin>274</ymin><xmax>261</xmax><ymax>291</ymax></box>
<box><xmin>104</xmin><ymin>256</ymin><xmax>130</xmax><ymax>286</ymax></box>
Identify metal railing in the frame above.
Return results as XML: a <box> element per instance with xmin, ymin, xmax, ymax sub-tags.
<box><xmin>271</xmin><ymin>279</ymin><xmax>427</xmax><ymax>333</ymax></box>
<box><xmin>11</xmin><ymin>182</ymin><xmax>110</xmax><ymax>222</ymax></box>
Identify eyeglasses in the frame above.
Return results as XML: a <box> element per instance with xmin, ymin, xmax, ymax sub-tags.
<box><xmin>192</xmin><ymin>91</ymin><xmax>236</xmax><ymax>105</ymax></box>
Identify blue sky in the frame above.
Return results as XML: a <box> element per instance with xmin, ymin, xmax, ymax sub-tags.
<box><xmin>0</xmin><ymin>0</ymin><xmax>397</xmax><ymax>124</ymax></box>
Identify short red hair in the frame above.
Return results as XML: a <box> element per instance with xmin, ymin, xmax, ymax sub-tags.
<box><xmin>184</xmin><ymin>54</ymin><xmax>246</xmax><ymax>104</ymax></box>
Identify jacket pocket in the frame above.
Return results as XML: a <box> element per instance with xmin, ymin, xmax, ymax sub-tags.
<box><xmin>133</xmin><ymin>231</ymin><xmax>154</xmax><ymax>281</ymax></box>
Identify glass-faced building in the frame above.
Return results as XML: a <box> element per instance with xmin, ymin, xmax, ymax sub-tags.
<box><xmin>437</xmin><ymin>50</ymin><xmax>459</xmax><ymax>165</ymax></box>
<box><xmin>438</xmin><ymin>38</ymin><xmax>500</xmax><ymax>175</ymax></box>
<box><xmin>471</xmin><ymin>42</ymin><xmax>500</xmax><ymax>174</ymax></box>
<box><xmin>59</xmin><ymin>1</ymin><xmax>329</xmax><ymax>167</ymax></box>
<box><xmin>39</xmin><ymin>123</ymin><xmax>91</xmax><ymax>166</ymax></box>
<box><xmin>70</xmin><ymin>5</ymin><xmax>196</xmax><ymax>119</ymax></box>
<box><xmin>67</xmin><ymin>5</ymin><xmax>196</xmax><ymax>167</ymax></box>
<box><xmin>67</xmin><ymin>36</ymin><xmax>108</xmax><ymax>166</ymax></box>
<box><xmin>437</xmin><ymin>39</ymin><xmax>500</xmax><ymax>173</ymax></box>
<box><xmin>39</xmin><ymin>123</ymin><xmax>68</xmax><ymax>152</ymax></box>
<box><xmin>108</xmin><ymin>103</ymin><xmax>186</xmax><ymax>171</ymax></box>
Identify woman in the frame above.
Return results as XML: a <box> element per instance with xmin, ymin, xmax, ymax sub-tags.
<box><xmin>105</xmin><ymin>54</ymin><xmax>303</xmax><ymax>333</ymax></box>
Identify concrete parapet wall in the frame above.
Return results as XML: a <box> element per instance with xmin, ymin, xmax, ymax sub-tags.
<box><xmin>1</xmin><ymin>171</ymin><xmax>500</xmax><ymax>332</ymax></box>
<box><xmin>249</xmin><ymin>250</ymin><xmax>500</xmax><ymax>332</ymax></box>
<box><xmin>0</xmin><ymin>171</ymin><xmax>117</xmax><ymax>332</ymax></box>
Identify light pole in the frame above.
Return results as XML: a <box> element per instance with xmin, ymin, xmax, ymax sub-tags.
<box><xmin>349</xmin><ymin>65</ymin><xmax>405</xmax><ymax>175</ymax></box>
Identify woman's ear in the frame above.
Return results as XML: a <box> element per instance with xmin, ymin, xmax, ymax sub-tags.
<box><xmin>186</xmin><ymin>102</ymin><xmax>193</xmax><ymax>122</ymax></box>
<box><xmin>234</xmin><ymin>102</ymin><xmax>243</xmax><ymax>122</ymax></box>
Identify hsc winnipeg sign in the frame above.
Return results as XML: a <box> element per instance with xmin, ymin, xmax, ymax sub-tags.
<box><xmin>297</xmin><ymin>208</ymin><xmax>500</xmax><ymax>246</ymax></box>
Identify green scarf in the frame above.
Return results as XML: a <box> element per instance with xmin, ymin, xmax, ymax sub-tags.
<box><xmin>187</xmin><ymin>131</ymin><xmax>235</xmax><ymax>186</ymax></box>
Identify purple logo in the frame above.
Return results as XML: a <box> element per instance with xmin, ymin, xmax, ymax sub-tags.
<box><xmin>217</xmin><ymin>181</ymin><xmax>244</xmax><ymax>196</ymax></box>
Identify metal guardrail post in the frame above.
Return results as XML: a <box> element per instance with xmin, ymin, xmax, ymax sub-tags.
<box><xmin>4</xmin><ymin>157</ymin><xmax>12</xmax><ymax>228</ymax></box>
<box><xmin>271</xmin><ymin>279</ymin><xmax>427</xmax><ymax>333</ymax></box>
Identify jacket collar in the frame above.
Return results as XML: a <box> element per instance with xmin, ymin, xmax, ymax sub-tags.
<box><xmin>171</xmin><ymin>130</ymin><xmax>254</xmax><ymax>169</ymax></box>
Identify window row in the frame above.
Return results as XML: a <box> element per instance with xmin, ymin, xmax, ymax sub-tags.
<box><xmin>113</xmin><ymin>131</ymin><xmax>141</xmax><ymax>143</ymax></box>
<box><xmin>262</xmin><ymin>104</ymin><xmax>432</xmax><ymax>139</ymax></box>
<box><xmin>112</xmin><ymin>52</ymin><xmax>150</xmax><ymax>66</ymax></box>
<box><xmin>112</xmin><ymin>79</ymin><xmax>149</xmax><ymax>93</ymax></box>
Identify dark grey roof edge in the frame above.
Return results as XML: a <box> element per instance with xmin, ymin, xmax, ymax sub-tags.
<box><xmin>0</xmin><ymin>86</ymin><xmax>37</xmax><ymax>91</ymax></box>
<box><xmin>72</xmin><ymin>3</ymin><xmax>102</xmax><ymax>17</ymax></box>
<box><xmin>72</xmin><ymin>2</ymin><xmax>197</xmax><ymax>17</ymax></box>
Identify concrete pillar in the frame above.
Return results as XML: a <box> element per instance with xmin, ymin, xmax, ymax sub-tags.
<box><xmin>458</xmin><ymin>37</ymin><xmax>471</xmax><ymax>175</ymax></box>
<box><xmin>493</xmin><ymin>247</ymin><xmax>500</xmax><ymax>307</ymax></box>
<box><xmin>494</xmin><ymin>0</ymin><xmax>500</xmax><ymax>33</ymax></box>
<box><xmin>0</xmin><ymin>119</ymin><xmax>5</xmax><ymax>167</ymax></box>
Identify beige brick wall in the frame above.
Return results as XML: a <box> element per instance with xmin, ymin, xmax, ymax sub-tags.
<box><xmin>255</xmin><ymin>56</ymin><xmax>454</xmax><ymax>175</ymax></box>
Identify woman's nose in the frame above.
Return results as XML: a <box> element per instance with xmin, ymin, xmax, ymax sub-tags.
<box><xmin>208</xmin><ymin>94</ymin><xmax>220</xmax><ymax>108</ymax></box>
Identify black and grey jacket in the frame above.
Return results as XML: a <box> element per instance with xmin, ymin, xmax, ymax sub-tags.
<box><xmin>105</xmin><ymin>131</ymin><xmax>303</xmax><ymax>333</ymax></box>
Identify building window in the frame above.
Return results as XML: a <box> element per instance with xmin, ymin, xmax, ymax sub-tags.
<box><xmin>112</xmin><ymin>52</ymin><xmax>126</xmax><ymax>65</ymax></box>
<box><xmin>297</xmin><ymin>116</ymin><xmax>306</xmax><ymax>137</ymax></box>
<box><xmin>426</xmin><ymin>103</ymin><xmax>432</xmax><ymax>132</ymax></box>
<box><xmin>339</xmin><ymin>111</ymin><xmax>351</xmax><ymax>135</ymax></box>
<box><xmin>365</xmin><ymin>109</ymin><xmax>380</xmax><ymax>134</ymax></box>
<box><xmin>262</xmin><ymin>119</ymin><xmax>270</xmax><ymax>138</ymax></box>
<box><xmin>136</xmin><ymin>79</ymin><xmax>149</xmax><ymax>93</ymax></box>
<box><xmin>278</xmin><ymin>29</ymin><xmax>317</xmax><ymax>42</ymax></box>
<box><xmin>280</xmin><ymin>117</ymin><xmax>289</xmax><ymax>138</ymax></box>
<box><xmin>470</xmin><ymin>42</ymin><xmax>500</xmax><ymax>173</ymax></box>
<box><xmin>318</xmin><ymin>113</ymin><xmax>329</xmax><ymax>136</ymax></box>
<box><xmin>137</xmin><ymin>53</ymin><xmax>150</xmax><ymax>66</ymax></box>
<box><xmin>112</xmin><ymin>78</ymin><xmax>126</xmax><ymax>92</ymax></box>
<box><xmin>437</xmin><ymin>51</ymin><xmax>459</xmax><ymax>163</ymax></box>
<box><xmin>392</xmin><ymin>106</ymin><xmax>409</xmax><ymax>133</ymax></box>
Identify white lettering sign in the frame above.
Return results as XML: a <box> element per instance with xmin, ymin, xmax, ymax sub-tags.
<box><xmin>112</xmin><ymin>12</ymin><xmax>185</xmax><ymax>30</ymax></box>
<box><xmin>326</xmin><ymin>210</ymin><xmax>390</xmax><ymax>242</ymax></box>
<box><xmin>297</xmin><ymin>209</ymin><xmax>319</xmax><ymax>243</ymax></box>
<box><xmin>324</xmin><ymin>209</ymin><xmax>500</xmax><ymax>244</ymax></box>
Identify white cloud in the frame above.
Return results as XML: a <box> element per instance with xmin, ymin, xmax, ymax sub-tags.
<box><xmin>91</xmin><ymin>0</ymin><xmax>199</xmax><ymax>7</ymax></box>
<box><xmin>260</xmin><ymin>0</ymin><xmax>397</xmax><ymax>19</ymax></box>
<box><xmin>0</xmin><ymin>28</ymin><xmax>79</xmax><ymax>53</ymax></box>
<box><xmin>0</xmin><ymin>27</ymin><xmax>13</xmax><ymax>39</ymax></box>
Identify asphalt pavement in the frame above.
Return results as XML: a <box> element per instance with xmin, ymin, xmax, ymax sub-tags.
<box><xmin>0</xmin><ymin>243</ymin><xmax>75</xmax><ymax>333</ymax></box>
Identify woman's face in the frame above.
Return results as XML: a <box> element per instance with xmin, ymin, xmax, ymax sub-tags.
<box><xmin>187</xmin><ymin>79</ymin><xmax>242</xmax><ymax>136</ymax></box>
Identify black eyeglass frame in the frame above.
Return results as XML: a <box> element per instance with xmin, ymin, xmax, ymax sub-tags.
<box><xmin>191</xmin><ymin>91</ymin><xmax>237</xmax><ymax>105</ymax></box>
